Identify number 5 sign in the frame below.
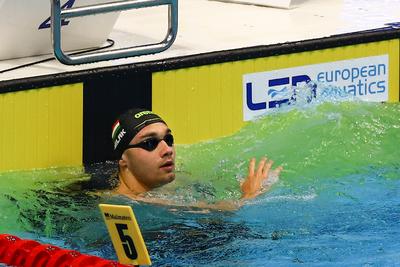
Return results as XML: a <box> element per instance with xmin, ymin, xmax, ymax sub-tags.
<box><xmin>99</xmin><ymin>204</ymin><xmax>152</xmax><ymax>266</ymax></box>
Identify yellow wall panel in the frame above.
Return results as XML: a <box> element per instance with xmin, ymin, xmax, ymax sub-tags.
<box><xmin>153</xmin><ymin>40</ymin><xmax>399</xmax><ymax>144</ymax></box>
<box><xmin>0</xmin><ymin>84</ymin><xmax>83</xmax><ymax>172</ymax></box>
<box><xmin>389</xmin><ymin>39</ymin><xmax>400</xmax><ymax>102</ymax></box>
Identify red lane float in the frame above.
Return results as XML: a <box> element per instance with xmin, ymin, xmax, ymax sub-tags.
<box><xmin>0</xmin><ymin>234</ymin><xmax>136</xmax><ymax>267</ymax></box>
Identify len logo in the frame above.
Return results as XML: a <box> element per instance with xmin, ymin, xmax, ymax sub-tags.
<box><xmin>38</xmin><ymin>0</ymin><xmax>76</xmax><ymax>30</ymax></box>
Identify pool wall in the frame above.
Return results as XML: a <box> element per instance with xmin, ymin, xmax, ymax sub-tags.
<box><xmin>0</xmin><ymin>30</ymin><xmax>399</xmax><ymax>171</ymax></box>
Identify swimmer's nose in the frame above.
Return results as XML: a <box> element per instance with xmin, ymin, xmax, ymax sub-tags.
<box><xmin>159</xmin><ymin>139</ymin><xmax>173</xmax><ymax>157</ymax></box>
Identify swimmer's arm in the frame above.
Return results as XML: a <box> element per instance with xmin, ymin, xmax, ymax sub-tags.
<box><xmin>128</xmin><ymin>195</ymin><xmax>239</xmax><ymax>212</ymax></box>
<box><xmin>178</xmin><ymin>157</ymin><xmax>283</xmax><ymax>211</ymax></box>
<box><xmin>132</xmin><ymin>195</ymin><xmax>239</xmax><ymax>211</ymax></box>
<box><xmin>118</xmin><ymin>192</ymin><xmax>240</xmax><ymax>211</ymax></box>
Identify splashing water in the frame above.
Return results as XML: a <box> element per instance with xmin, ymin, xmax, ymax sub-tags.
<box><xmin>174</xmin><ymin>84</ymin><xmax>400</xmax><ymax>202</ymax></box>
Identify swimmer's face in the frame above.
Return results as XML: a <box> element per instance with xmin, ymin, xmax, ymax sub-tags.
<box><xmin>120</xmin><ymin>122</ymin><xmax>175</xmax><ymax>190</ymax></box>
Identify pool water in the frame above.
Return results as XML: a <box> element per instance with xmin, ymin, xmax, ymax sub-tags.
<box><xmin>0</xmin><ymin>99</ymin><xmax>399</xmax><ymax>266</ymax></box>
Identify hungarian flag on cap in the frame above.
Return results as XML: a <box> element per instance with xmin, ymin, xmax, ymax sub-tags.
<box><xmin>112</xmin><ymin>120</ymin><xmax>121</xmax><ymax>141</ymax></box>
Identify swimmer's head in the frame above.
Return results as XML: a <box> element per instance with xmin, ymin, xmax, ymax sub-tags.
<box><xmin>111</xmin><ymin>108</ymin><xmax>166</xmax><ymax>157</ymax></box>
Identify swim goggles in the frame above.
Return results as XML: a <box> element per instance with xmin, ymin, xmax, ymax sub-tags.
<box><xmin>125</xmin><ymin>134</ymin><xmax>174</xmax><ymax>152</ymax></box>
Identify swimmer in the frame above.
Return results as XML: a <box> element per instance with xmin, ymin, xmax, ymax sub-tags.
<box><xmin>111</xmin><ymin>108</ymin><xmax>283</xmax><ymax>208</ymax></box>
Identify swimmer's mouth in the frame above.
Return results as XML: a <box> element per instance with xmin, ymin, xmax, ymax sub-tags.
<box><xmin>160</xmin><ymin>161</ymin><xmax>174</xmax><ymax>168</ymax></box>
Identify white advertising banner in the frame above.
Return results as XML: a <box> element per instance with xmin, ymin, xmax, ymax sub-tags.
<box><xmin>243</xmin><ymin>55</ymin><xmax>389</xmax><ymax>121</ymax></box>
<box><xmin>0</xmin><ymin>0</ymin><xmax>120</xmax><ymax>60</ymax></box>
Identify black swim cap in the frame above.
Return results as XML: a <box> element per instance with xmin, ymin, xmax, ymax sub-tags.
<box><xmin>111</xmin><ymin>108</ymin><xmax>166</xmax><ymax>157</ymax></box>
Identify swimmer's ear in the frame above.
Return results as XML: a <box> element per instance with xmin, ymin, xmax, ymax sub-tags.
<box><xmin>119</xmin><ymin>154</ymin><xmax>128</xmax><ymax>168</ymax></box>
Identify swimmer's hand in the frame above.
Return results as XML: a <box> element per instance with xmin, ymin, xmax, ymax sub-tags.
<box><xmin>240</xmin><ymin>157</ymin><xmax>283</xmax><ymax>199</ymax></box>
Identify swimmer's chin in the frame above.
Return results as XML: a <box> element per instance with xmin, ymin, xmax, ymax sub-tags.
<box><xmin>155</xmin><ymin>173</ymin><xmax>175</xmax><ymax>188</ymax></box>
<box><xmin>166</xmin><ymin>173</ymin><xmax>176</xmax><ymax>183</ymax></box>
